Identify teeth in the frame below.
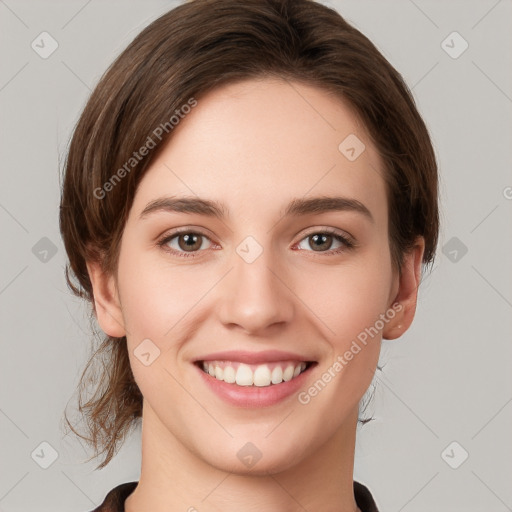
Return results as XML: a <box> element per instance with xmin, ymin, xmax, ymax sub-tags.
<box><xmin>214</xmin><ymin>365</ymin><xmax>224</xmax><ymax>380</ymax></box>
<box><xmin>253</xmin><ymin>365</ymin><xmax>271</xmax><ymax>387</ymax></box>
<box><xmin>223</xmin><ymin>365</ymin><xmax>236</xmax><ymax>383</ymax></box>
<box><xmin>271</xmin><ymin>366</ymin><xmax>283</xmax><ymax>384</ymax></box>
<box><xmin>200</xmin><ymin>360</ymin><xmax>308</xmax><ymax>387</ymax></box>
<box><xmin>283</xmin><ymin>365</ymin><xmax>294</xmax><ymax>382</ymax></box>
<box><xmin>235</xmin><ymin>364</ymin><xmax>253</xmax><ymax>386</ymax></box>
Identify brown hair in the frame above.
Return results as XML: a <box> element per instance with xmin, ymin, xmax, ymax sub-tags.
<box><xmin>59</xmin><ymin>0</ymin><xmax>439</xmax><ymax>469</ymax></box>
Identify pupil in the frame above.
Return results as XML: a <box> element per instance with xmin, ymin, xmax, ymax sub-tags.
<box><xmin>180</xmin><ymin>233</ymin><xmax>200</xmax><ymax>251</ymax></box>
<box><xmin>311</xmin><ymin>234</ymin><xmax>332</xmax><ymax>251</ymax></box>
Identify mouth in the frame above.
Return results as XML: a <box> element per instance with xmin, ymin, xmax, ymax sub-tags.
<box><xmin>194</xmin><ymin>360</ymin><xmax>316</xmax><ymax>387</ymax></box>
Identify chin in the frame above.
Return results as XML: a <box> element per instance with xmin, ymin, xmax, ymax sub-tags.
<box><xmin>197</xmin><ymin>433</ymin><xmax>312</xmax><ymax>476</ymax></box>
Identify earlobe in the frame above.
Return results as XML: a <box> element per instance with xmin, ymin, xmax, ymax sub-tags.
<box><xmin>383</xmin><ymin>238</ymin><xmax>425</xmax><ymax>340</ymax></box>
<box><xmin>86</xmin><ymin>260</ymin><xmax>126</xmax><ymax>338</ymax></box>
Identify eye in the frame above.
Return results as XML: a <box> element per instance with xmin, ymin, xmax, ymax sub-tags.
<box><xmin>157</xmin><ymin>227</ymin><xmax>355</xmax><ymax>259</ymax></box>
<box><xmin>158</xmin><ymin>230</ymin><xmax>214</xmax><ymax>257</ymax></box>
<box><xmin>295</xmin><ymin>229</ymin><xmax>354</xmax><ymax>255</ymax></box>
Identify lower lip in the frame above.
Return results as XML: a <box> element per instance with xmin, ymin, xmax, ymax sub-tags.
<box><xmin>194</xmin><ymin>363</ymin><xmax>315</xmax><ymax>408</ymax></box>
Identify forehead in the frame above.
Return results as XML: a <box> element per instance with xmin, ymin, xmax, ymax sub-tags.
<box><xmin>130</xmin><ymin>78</ymin><xmax>387</xmax><ymax>226</ymax></box>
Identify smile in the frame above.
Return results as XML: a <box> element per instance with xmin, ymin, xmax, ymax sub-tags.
<box><xmin>197</xmin><ymin>360</ymin><xmax>312</xmax><ymax>387</ymax></box>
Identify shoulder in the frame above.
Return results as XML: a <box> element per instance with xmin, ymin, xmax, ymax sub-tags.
<box><xmin>88</xmin><ymin>481</ymin><xmax>138</xmax><ymax>512</ymax></box>
<box><xmin>354</xmin><ymin>480</ymin><xmax>380</xmax><ymax>512</ymax></box>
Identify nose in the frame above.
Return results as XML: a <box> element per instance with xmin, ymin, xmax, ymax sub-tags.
<box><xmin>216</xmin><ymin>243</ymin><xmax>295</xmax><ymax>335</ymax></box>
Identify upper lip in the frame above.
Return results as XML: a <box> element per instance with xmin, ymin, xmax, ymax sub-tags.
<box><xmin>194</xmin><ymin>350</ymin><xmax>314</xmax><ymax>365</ymax></box>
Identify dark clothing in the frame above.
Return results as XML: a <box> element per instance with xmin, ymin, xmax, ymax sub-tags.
<box><xmin>90</xmin><ymin>480</ymin><xmax>379</xmax><ymax>511</ymax></box>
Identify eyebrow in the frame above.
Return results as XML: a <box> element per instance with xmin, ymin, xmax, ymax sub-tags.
<box><xmin>139</xmin><ymin>195</ymin><xmax>374</xmax><ymax>223</ymax></box>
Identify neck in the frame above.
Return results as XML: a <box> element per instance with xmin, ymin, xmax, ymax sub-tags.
<box><xmin>125</xmin><ymin>403</ymin><xmax>361</xmax><ymax>512</ymax></box>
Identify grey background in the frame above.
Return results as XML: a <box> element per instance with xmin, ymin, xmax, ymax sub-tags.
<box><xmin>1</xmin><ymin>1</ymin><xmax>511</xmax><ymax>511</ymax></box>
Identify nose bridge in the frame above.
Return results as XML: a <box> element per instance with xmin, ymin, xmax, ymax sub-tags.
<box><xmin>217</xmin><ymin>236</ymin><xmax>294</xmax><ymax>333</ymax></box>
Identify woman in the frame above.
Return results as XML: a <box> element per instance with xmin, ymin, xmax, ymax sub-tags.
<box><xmin>59</xmin><ymin>0</ymin><xmax>439</xmax><ymax>510</ymax></box>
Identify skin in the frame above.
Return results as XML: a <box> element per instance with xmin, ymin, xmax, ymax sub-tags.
<box><xmin>87</xmin><ymin>78</ymin><xmax>424</xmax><ymax>512</ymax></box>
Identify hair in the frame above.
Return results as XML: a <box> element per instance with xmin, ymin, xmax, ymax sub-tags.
<box><xmin>59</xmin><ymin>0</ymin><xmax>439</xmax><ymax>469</ymax></box>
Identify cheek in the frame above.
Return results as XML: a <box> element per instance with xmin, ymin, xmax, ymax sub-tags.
<box><xmin>117</xmin><ymin>248</ymin><xmax>220</xmax><ymax>367</ymax></box>
<box><xmin>298</xmin><ymin>256</ymin><xmax>393</xmax><ymax>346</ymax></box>
<box><xmin>293</xmin><ymin>261</ymin><xmax>391</xmax><ymax>421</ymax></box>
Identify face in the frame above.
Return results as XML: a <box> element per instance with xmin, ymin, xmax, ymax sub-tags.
<box><xmin>89</xmin><ymin>78</ymin><xmax>423</xmax><ymax>475</ymax></box>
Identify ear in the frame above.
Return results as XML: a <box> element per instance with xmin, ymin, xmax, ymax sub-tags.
<box><xmin>382</xmin><ymin>237</ymin><xmax>425</xmax><ymax>340</ymax></box>
<box><xmin>86</xmin><ymin>260</ymin><xmax>126</xmax><ymax>338</ymax></box>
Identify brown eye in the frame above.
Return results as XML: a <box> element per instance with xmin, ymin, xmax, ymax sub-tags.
<box><xmin>160</xmin><ymin>231</ymin><xmax>213</xmax><ymax>255</ymax></box>
<box><xmin>177</xmin><ymin>233</ymin><xmax>203</xmax><ymax>252</ymax></box>
<box><xmin>308</xmin><ymin>233</ymin><xmax>334</xmax><ymax>251</ymax></box>
<box><xmin>296</xmin><ymin>230</ymin><xmax>354</xmax><ymax>254</ymax></box>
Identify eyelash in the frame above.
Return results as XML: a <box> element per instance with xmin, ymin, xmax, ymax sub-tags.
<box><xmin>157</xmin><ymin>227</ymin><xmax>356</xmax><ymax>259</ymax></box>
